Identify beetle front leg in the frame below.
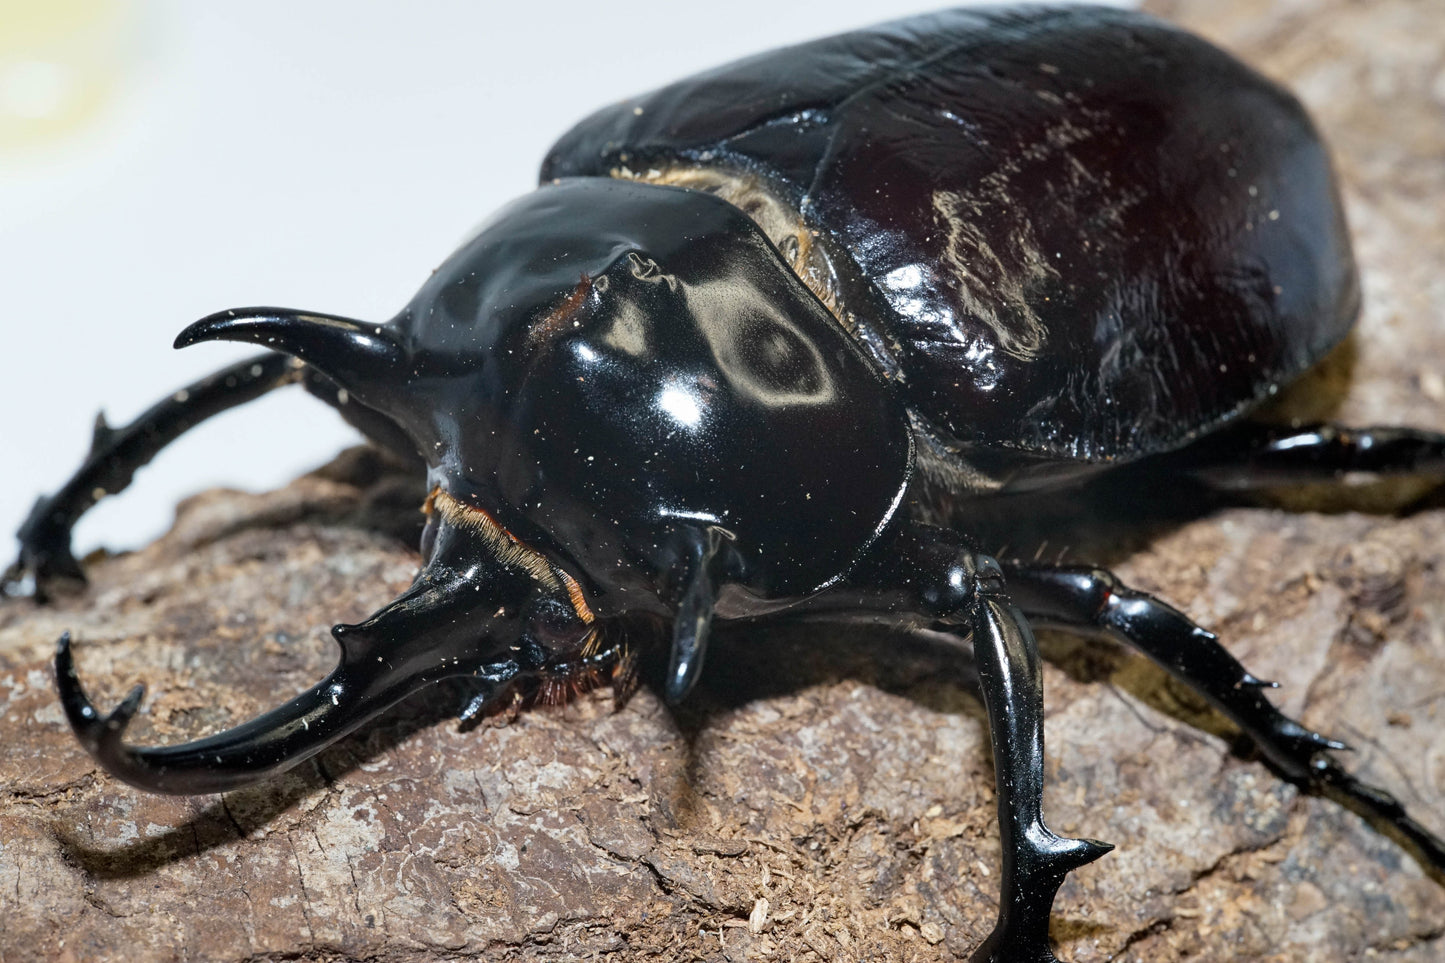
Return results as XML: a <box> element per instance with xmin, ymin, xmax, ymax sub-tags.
<box><xmin>5</xmin><ymin>352</ymin><xmax>301</xmax><ymax>600</ymax></box>
<box><xmin>963</xmin><ymin>573</ymin><xmax>1114</xmax><ymax>963</ymax></box>
<box><xmin>1004</xmin><ymin>563</ymin><xmax>1445</xmax><ymax>876</ymax></box>
<box><xmin>817</xmin><ymin>527</ymin><xmax>1110</xmax><ymax>962</ymax></box>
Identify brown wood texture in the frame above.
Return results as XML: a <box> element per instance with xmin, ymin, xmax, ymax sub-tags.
<box><xmin>2</xmin><ymin>1</ymin><xmax>1443</xmax><ymax>960</ymax></box>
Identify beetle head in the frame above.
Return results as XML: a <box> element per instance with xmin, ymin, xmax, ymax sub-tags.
<box><xmin>60</xmin><ymin>178</ymin><xmax>909</xmax><ymax>793</ymax></box>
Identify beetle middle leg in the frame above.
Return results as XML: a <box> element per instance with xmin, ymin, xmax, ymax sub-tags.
<box><xmin>802</xmin><ymin>524</ymin><xmax>1111</xmax><ymax>963</ymax></box>
<box><xmin>1004</xmin><ymin>563</ymin><xmax>1445</xmax><ymax>876</ymax></box>
<box><xmin>1173</xmin><ymin>421</ymin><xmax>1445</xmax><ymax>489</ymax></box>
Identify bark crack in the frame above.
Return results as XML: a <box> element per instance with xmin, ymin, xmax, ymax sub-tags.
<box><xmin>285</xmin><ymin>832</ymin><xmax>317</xmax><ymax>948</ymax></box>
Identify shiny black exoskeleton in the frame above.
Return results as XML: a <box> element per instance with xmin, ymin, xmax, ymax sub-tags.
<box><xmin>9</xmin><ymin>7</ymin><xmax>1445</xmax><ymax>962</ymax></box>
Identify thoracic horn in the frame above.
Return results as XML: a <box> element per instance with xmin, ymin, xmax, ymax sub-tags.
<box><xmin>176</xmin><ymin>308</ymin><xmax>407</xmax><ymax>412</ymax></box>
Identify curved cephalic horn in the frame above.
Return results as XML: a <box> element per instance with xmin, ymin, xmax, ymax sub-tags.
<box><xmin>175</xmin><ymin>308</ymin><xmax>406</xmax><ymax>409</ymax></box>
<box><xmin>57</xmin><ymin>629</ymin><xmax>399</xmax><ymax>794</ymax></box>
<box><xmin>55</xmin><ymin>514</ymin><xmax>569</xmax><ymax>794</ymax></box>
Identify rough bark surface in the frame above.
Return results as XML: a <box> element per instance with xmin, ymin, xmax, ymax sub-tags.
<box><xmin>2</xmin><ymin>1</ymin><xmax>1443</xmax><ymax>960</ymax></box>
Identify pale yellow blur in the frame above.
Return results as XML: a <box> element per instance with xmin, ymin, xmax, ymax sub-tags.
<box><xmin>0</xmin><ymin>0</ymin><xmax>137</xmax><ymax>148</ymax></box>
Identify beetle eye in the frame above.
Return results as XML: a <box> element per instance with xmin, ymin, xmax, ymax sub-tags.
<box><xmin>419</xmin><ymin>511</ymin><xmax>439</xmax><ymax>562</ymax></box>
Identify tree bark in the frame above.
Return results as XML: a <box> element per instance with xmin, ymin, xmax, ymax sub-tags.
<box><xmin>2</xmin><ymin>1</ymin><xmax>1443</xmax><ymax>960</ymax></box>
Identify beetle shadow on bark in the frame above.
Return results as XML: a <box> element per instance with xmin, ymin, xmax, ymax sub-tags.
<box><xmin>664</xmin><ymin>621</ymin><xmax>987</xmax><ymax>716</ymax></box>
<box><xmin>652</xmin><ymin>620</ymin><xmax>996</xmax><ymax>812</ymax></box>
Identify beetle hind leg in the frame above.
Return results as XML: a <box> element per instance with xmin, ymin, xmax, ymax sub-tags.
<box><xmin>1004</xmin><ymin>563</ymin><xmax>1445</xmax><ymax>876</ymax></box>
<box><xmin>5</xmin><ymin>352</ymin><xmax>301</xmax><ymax>601</ymax></box>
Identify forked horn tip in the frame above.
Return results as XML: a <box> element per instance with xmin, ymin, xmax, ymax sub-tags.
<box><xmin>54</xmin><ymin>632</ymin><xmax>146</xmax><ymax>756</ymax></box>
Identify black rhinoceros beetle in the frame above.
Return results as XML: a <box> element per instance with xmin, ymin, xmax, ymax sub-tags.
<box><xmin>9</xmin><ymin>6</ymin><xmax>1445</xmax><ymax>962</ymax></box>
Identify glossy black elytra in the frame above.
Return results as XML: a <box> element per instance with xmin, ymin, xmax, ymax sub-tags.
<box><xmin>8</xmin><ymin>6</ymin><xmax>1445</xmax><ymax>962</ymax></box>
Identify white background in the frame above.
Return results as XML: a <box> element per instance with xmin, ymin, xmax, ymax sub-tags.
<box><xmin>0</xmin><ymin>1</ymin><xmax>1130</xmax><ymax>559</ymax></box>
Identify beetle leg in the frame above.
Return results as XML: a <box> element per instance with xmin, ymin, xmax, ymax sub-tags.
<box><xmin>961</xmin><ymin>573</ymin><xmax>1114</xmax><ymax>963</ymax></box>
<box><xmin>1003</xmin><ymin>563</ymin><xmax>1445</xmax><ymax>876</ymax></box>
<box><xmin>1174</xmin><ymin>422</ymin><xmax>1445</xmax><ymax>489</ymax></box>
<box><xmin>807</xmin><ymin>525</ymin><xmax>1110</xmax><ymax>963</ymax></box>
<box><xmin>664</xmin><ymin>525</ymin><xmax>734</xmax><ymax>704</ymax></box>
<box><xmin>5</xmin><ymin>352</ymin><xmax>301</xmax><ymax>601</ymax></box>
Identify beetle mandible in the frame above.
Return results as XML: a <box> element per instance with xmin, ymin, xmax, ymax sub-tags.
<box><xmin>8</xmin><ymin>6</ymin><xmax>1444</xmax><ymax>962</ymax></box>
